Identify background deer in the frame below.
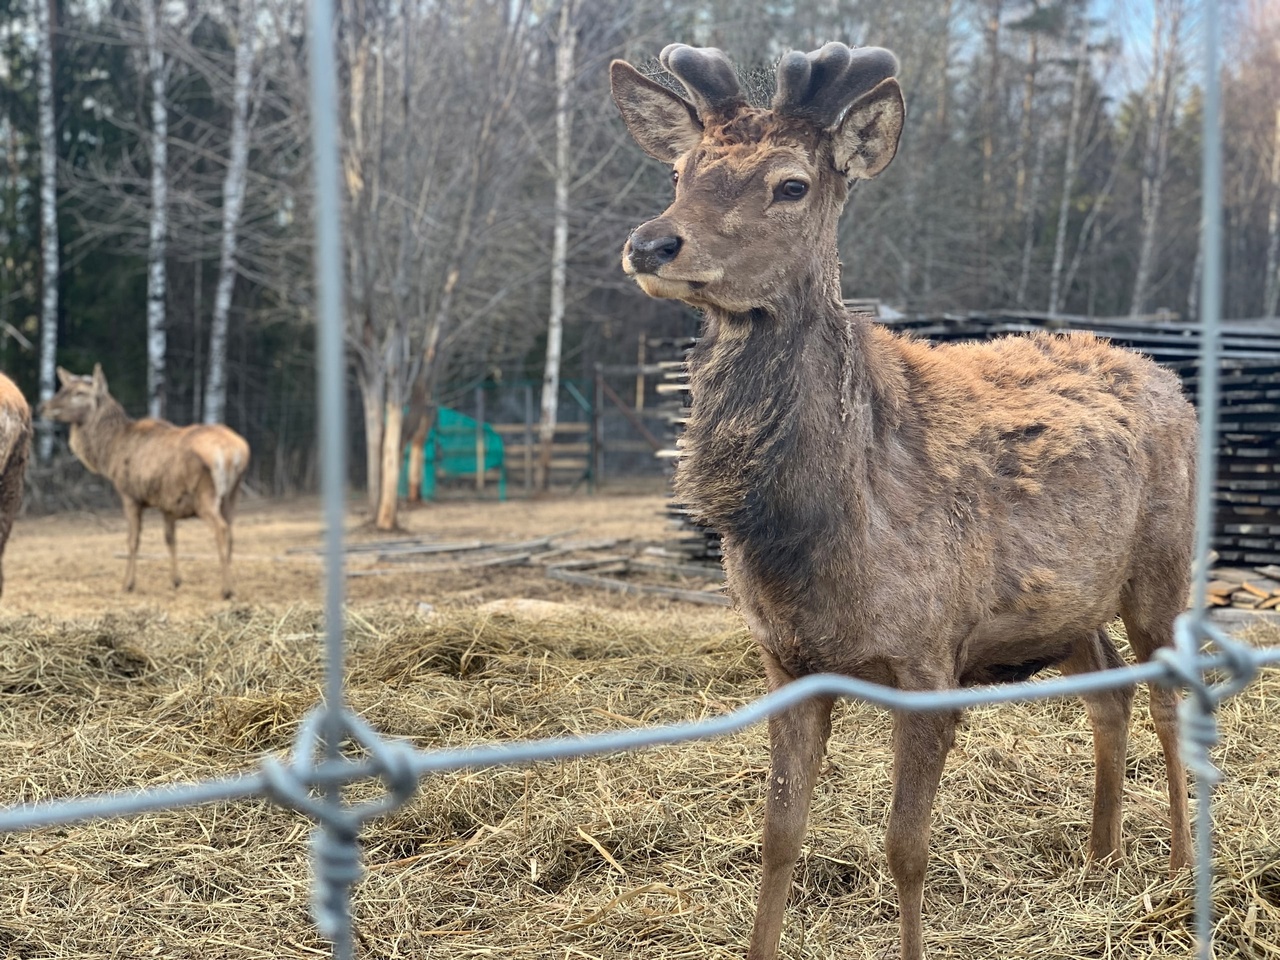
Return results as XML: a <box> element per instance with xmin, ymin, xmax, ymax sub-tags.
<box><xmin>611</xmin><ymin>43</ymin><xmax>1198</xmax><ymax>960</ymax></box>
<box><xmin>41</xmin><ymin>365</ymin><xmax>250</xmax><ymax>599</ymax></box>
<box><xmin>0</xmin><ymin>373</ymin><xmax>31</xmax><ymax>599</ymax></box>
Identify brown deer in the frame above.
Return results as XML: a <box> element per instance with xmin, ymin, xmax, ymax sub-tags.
<box><xmin>0</xmin><ymin>373</ymin><xmax>31</xmax><ymax>598</ymax></box>
<box><xmin>41</xmin><ymin>365</ymin><xmax>250</xmax><ymax>599</ymax></box>
<box><xmin>611</xmin><ymin>43</ymin><xmax>1196</xmax><ymax>960</ymax></box>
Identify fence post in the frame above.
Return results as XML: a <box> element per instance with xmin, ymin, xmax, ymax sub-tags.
<box><xmin>636</xmin><ymin>334</ymin><xmax>646</xmax><ymax>411</ymax></box>
<box><xmin>475</xmin><ymin>385</ymin><xmax>485</xmax><ymax>494</ymax></box>
<box><xmin>594</xmin><ymin>365</ymin><xmax>605</xmax><ymax>491</ymax></box>
<box><xmin>523</xmin><ymin>383</ymin><xmax>533</xmax><ymax>496</ymax></box>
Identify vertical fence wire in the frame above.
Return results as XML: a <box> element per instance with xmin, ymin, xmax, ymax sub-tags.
<box><xmin>1189</xmin><ymin>0</ymin><xmax>1223</xmax><ymax>955</ymax></box>
<box><xmin>305</xmin><ymin>0</ymin><xmax>352</xmax><ymax>953</ymax></box>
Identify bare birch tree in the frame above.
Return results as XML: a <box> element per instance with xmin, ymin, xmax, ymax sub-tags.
<box><xmin>35</xmin><ymin>0</ymin><xmax>58</xmax><ymax>461</ymax></box>
<box><xmin>203</xmin><ymin>0</ymin><xmax>256</xmax><ymax>425</ymax></box>
<box><xmin>372</xmin><ymin>1</ymin><xmax>416</xmax><ymax>531</ymax></box>
<box><xmin>536</xmin><ymin>0</ymin><xmax>576</xmax><ymax>491</ymax></box>
<box><xmin>1129</xmin><ymin>0</ymin><xmax>1185</xmax><ymax>315</ymax></box>
<box><xmin>1048</xmin><ymin>33</ymin><xmax>1090</xmax><ymax>314</ymax></box>
<box><xmin>141</xmin><ymin>0</ymin><xmax>169</xmax><ymax>417</ymax></box>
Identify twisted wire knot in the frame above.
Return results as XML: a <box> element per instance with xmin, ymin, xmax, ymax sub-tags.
<box><xmin>1153</xmin><ymin>612</ymin><xmax>1259</xmax><ymax>784</ymax></box>
<box><xmin>262</xmin><ymin>705</ymin><xmax>420</xmax><ymax>942</ymax></box>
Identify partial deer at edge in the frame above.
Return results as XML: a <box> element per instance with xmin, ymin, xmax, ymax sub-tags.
<box><xmin>0</xmin><ymin>373</ymin><xmax>31</xmax><ymax>599</ymax></box>
<box><xmin>41</xmin><ymin>365</ymin><xmax>250</xmax><ymax>599</ymax></box>
<box><xmin>611</xmin><ymin>43</ymin><xmax>1197</xmax><ymax>960</ymax></box>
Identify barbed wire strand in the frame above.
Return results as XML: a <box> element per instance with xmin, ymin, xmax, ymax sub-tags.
<box><xmin>0</xmin><ymin>0</ymin><xmax>1265</xmax><ymax>957</ymax></box>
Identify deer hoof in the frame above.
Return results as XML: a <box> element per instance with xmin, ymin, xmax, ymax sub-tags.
<box><xmin>123</xmin><ymin>582</ymin><xmax>135</xmax><ymax>593</ymax></box>
<box><xmin>222</xmin><ymin>588</ymin><xmax>234</xmax><ymax>601</ymax></box>
<box><xmin>172</xmin><ymin>578</ymin><xmax>182</xmax><ymax>589</ymax></box>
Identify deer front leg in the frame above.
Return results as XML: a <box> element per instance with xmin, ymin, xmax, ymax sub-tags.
<box><xmin>163</xmin><ymin>513</ymin><xmax>182</xmax><ymax>589</ymax></box>
<box><xmin>747</xmin><ymin>656</ymin><xmax>834</xmax><ymax>960</ymax></box>
<box><xmin>122</xmin><ymin>498</ymin><xmax>143</xmax><ymax>593</ymax></box>
<box><xmin>1058</xmin><ymin>628</ymin><xmax>1133</xmax><ymax>863</ymax></box>
<box><xmin>885</xmin><ymin>709</ymin><xmax>956</xmax><ymax>960</ymax></box>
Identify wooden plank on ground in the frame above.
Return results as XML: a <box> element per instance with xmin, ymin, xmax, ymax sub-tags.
<box><xmin>545</xmin><ymin>560</ymin><xmax>731</xmax><ymax>607</ymax></box>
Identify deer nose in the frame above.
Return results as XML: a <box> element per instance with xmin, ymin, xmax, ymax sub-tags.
<box><xmin>627</xmin><ymin>227</ymin><xmax>683</xmax><ymax>274</ymax></box>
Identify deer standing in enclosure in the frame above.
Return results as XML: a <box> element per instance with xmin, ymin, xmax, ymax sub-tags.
<box><xmin>611</xmin><ymin>43</ymin><xmax>1197</xmax><ymax>960</ymax></box>
<box><xmin>41</xmin><ymin>365</ymin><xmax>250</xmax><ymax>599</ymax></box>
<box><xmin>0</xmin><ymin>373</ymin><xmax>31</xmax><ymax>599</ymax></box>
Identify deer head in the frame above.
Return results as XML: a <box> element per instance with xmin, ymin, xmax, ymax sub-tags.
<box><xmin>41</xmin><ymin>365</ymin><xmax>111</xmax><ymax>425</ymax></box>
<box><xmin>611</xmin><ymin>43</ymin><xmax>903</xmax><ymax>313</ymax></box>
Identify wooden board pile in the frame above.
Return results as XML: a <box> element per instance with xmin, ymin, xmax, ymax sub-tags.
<box><xmin>651</xmin><ymin>336</ymin><xmax>723</xmax><ymax>564</ymax></box>
<box><xmin>1205</xmin><ymin>565</ymin><xmax>1280</xmax><ymax>610</ymax></box>
<box><xmin>656</xmin><ymin>309</ymin><xmax>1280</xmax><ymax>581</ymax></box>
<box><xmin>286</xmin><ymin>530</ymin><xmax>730</xmax><ymax>605</ymax></box>
<box><xmin>876</xmin><ymin>310</ymin><xmax>1280</xmax><ymax>568</ymax></box>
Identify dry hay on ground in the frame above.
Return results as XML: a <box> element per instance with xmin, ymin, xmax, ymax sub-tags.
<box><xmin>0</xmin><ymin>604</ymin><xmax>1277</xmax><ymax>960</ymax></box>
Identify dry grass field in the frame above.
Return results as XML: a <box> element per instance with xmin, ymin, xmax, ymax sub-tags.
<box><xmin>0</xmin><ymin>492</ymin><xmax>1277</xmax><ymax>959</ymax></box>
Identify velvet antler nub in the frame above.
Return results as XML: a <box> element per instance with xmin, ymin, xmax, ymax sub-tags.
<box><xmin>659</xmin><ymin>43</ymin><xmax>747</xmax><ymax>119</ymax></box>
<box><xmin>772</xmin><ymin>42</ymin><xmax>899</xmax><ymax>128</ymax></box>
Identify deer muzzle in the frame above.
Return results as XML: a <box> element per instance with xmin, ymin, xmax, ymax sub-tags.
<box><xmin>625</xmin><ymin>221</ymin><xmax>684</xmax><ymax>275</ymax></box>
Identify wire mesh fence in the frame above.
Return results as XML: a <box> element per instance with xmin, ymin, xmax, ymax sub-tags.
<box><xmin>1</xmin><ymin>1</ymin><xmax>1276</xmax><ymax>960</ymax></box>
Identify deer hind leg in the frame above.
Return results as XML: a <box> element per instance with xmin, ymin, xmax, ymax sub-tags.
<box><xmin>1122</xmin><ymin>613</ymin><xmax>1192</xmax><ymax>873</ymax></box>
<box><xmin>207</xmin><ymin>510</ymin><xmax>233</xmax><ymax>600</ymax></box>
<box><xmin>122</xmin><ymin>498</ymin><xmax>143</xmax><ymax>592</ymax></box>
<box><xmin>886</xmin><ymin>708</ymin><xmax>957</xmax><ymax>960</ymax></box>
<box><xmin>163</xmin><ymin>513</ymin><xmax>181</xmax><ymax>588</ymax></box>
<box><xmin>1058</xmin><ymin>627</ymin><xmax>1134</xmax><ymax>863</ymax></box>
<box><xmin>747</xmin><ymin>650</ymin><xmax>834</xmax><ymax>960</ymax></box>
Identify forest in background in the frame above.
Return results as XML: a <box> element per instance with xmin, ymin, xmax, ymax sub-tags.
<box><xmin>1</xmin><ymin>0</ymin><xmax>1278</xmax><ymax>523</ymax></box>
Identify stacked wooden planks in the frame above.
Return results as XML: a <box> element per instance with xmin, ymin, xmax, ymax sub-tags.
<box><xmin>1206</xmin><ymin>566</ymin><xmax>1280</xmax><ymax>610</ymax></box>
<box><xmin>657</xmin><ymin>310</ymin><xmax>1280</xmax><ymax>574</ymax></box>
<box><xmin>652</xmin><ymin>336</ymin><xmax>723</xmax><ymax>564</ymax></box>
<box><xmin>875</xmin><ymin>311</ymin><xmax>1280</xmax><ymax>568</ymax></box>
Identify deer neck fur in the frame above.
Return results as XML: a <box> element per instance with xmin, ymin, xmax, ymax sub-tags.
<box><xmin>676</xmin><ymin>256</ymin><xmax>909</xmax><ymax>610</ymax></box>
<box><xmin>69</xmin><ymin>399</ymin><xmax>132</xmax><ymax>478</ymax></box>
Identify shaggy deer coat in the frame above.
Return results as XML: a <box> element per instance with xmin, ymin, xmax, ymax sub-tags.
<box><xmin>41</xmin><ymin>365</ymin><xmax>250</xmax><ymax>599</ymax></box>
<box><xmin>0</xmin><ymin>374</ymin><xmax>31</xmax><ymax>598</ymax></box>
<box><xmin>611</xmin><ymin>43</ymin><xmax>1197</xmax><ymax>960</ymax></box>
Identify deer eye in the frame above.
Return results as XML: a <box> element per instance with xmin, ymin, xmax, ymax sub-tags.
<box><xmin>671</xmin><ymin>170</ymin><xmax>679</xmax><ymax>186</ymax></box>
<box><xmin>775</xmin><ymin>179</ymin><xmax>808</xmax><ymax>201</ymax></box>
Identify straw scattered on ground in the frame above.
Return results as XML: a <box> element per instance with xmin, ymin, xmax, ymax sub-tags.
<box><xmin>0</xmin><ymin>497</ymin><xmax>1278</xmax><ymax>959</ymax></box>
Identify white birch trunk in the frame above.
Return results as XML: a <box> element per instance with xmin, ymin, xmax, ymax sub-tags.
<box><xmin>1015</xmin><ymin>131</ymin><xmax>1046</xmax><ymax>306</ymax></box>
<box><xmin>536</xmin><ymin>0</ymin><xmax>574</xmax><ymax>491</ymax></box>
<box><xmin>35</xmin><ymin>0</ymin><xmax>58</xmax><ymax>461</ymax></box>
<box><xmin>1047</xmin><ymin>37</ymin><xmax>1088</xmax><ymax>315</ymax></box>
<box><xmin>142</xmin><ymin>0</ymin><xmax>168</xmax><ymax>418</ymax></box>
<box><xmin>204</xmin><ymin>0</ymin><xmax>255</xmax><ymax>425</ymax></box>
<box><xmin>358</xmin><ymin>367</ymin><xmax>385</xmax><ymax>515</ymax></box>
<box><xmin>1013</xmin><ymin>33</ymin><xmax>1038</xmax><ymax>221</ymax></box>
<box><xmin>1130</xmin><ymin>0</ymin><xmax>1180</xmax><ymax>317</ymax></box>
<box><xmin>375</xmin><ymin>379</ymin><xmax>405</xmax><ymax>530</ymax></box>
<box><xmin>1264</xmin><ymin>102</ymin><xmax>1280</xmax><ymax>318</ymax></box>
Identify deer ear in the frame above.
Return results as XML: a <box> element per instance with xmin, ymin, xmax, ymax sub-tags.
<box><xmin>56</xmin><ymin>366</ymin><xmax>72</xmax><ymax>386</ymax></box>
<box><xmin>831</xmin><ymin>78</ymin><xmax>904</xmax><ymax>180</ymax></box>
<box><xmin>92</xmin><ymin>363</ymin><xmax>108</xmax><ymax>394</ymax></box>
<box><xmin>610</xmin><ymin>60</ymin><xmax>703</xmax><ymax>162</ymax></box>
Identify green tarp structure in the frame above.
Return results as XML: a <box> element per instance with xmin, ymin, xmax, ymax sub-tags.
<box><xmin>399</xmin><ymin>406</ymin><xmax>506</xmax><ymax>501</ymax></box>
